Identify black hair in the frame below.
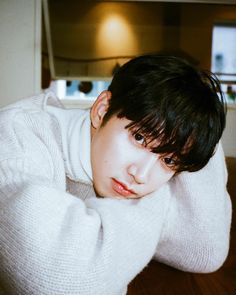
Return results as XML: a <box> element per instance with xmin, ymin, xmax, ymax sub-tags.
<box><xmin>103</xmin><ymin>54</ymin><xmax>226</xmax><ymax>172</ymax></box>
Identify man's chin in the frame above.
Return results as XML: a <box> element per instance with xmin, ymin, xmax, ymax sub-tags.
<box><xmin>102</xmin><ymin>194</ymin><xmax>144</xmax><ymax>200</ymax></box>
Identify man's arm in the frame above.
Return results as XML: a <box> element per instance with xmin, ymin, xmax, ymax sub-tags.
<box><xmin>154</xmin><ymin>143</ymin><xmax>232</xmax><ymax>273</ymax></box>
<box><xmin>0</xmin><ymin>154</ymin><xmax>170</xmax><ymax>294</ymax></box>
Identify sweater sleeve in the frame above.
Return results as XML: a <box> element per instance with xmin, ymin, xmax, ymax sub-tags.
<box><xmin>154</xmin><ymin>143</ymin><xmax>232</xmax><ymax>273</ymax></box>
<box><xmin>0</xmin><ymin>113</ymin><xmax>171</xmax><ymax>294</ymax></box>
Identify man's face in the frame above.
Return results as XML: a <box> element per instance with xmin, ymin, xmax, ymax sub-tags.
<box><xmin>90</xmin><ymin>91</ymin><xmax>175</xmax><ymax>199</ymax></box>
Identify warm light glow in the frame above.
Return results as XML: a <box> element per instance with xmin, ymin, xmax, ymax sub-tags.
<box><xmin>96</xmin><ymin>14</ymin><xmax>138</xmax><ymax>56</ymax></box>
<box><xmin>105</xmin><ymin>17</ymin><xmax>122</xmax><ymax>35</ymax></box>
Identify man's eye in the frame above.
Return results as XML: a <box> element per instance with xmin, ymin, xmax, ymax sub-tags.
<box><xmin>134</xmin><ymin>133</ymin><xmax>145</xmax><ymax>145</ymax></box>
<box><xmin>163</xmin><ymin>157</ymin><xmax>175</xmax><ymax>167</ymax></box>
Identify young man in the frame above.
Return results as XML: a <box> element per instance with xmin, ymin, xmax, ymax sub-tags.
<box><xmin>0</xmin><ymin>55</ymin><xmax>232</xmax><ymax>294</ymax></box>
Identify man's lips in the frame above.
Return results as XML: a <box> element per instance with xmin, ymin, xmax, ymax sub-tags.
<box><xmin>111</xmin><ymin>178</ymin><xmax>136</xmax><ymax>197</ymax></box>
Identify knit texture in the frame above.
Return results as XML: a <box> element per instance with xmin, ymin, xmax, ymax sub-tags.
<box><xmin>0</xmin><ymin>92</ymin><xmax>232</xmax><ymax>294</ymax></box>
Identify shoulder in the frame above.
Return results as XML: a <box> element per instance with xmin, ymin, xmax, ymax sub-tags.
<box><xmin>0</xmin><ymin>91</ymin><xmax>62</xmax><ymax>123</ymax></box>
<box><xmin>1</xmin><ymin>91</ymin><xmax>61</xmax><ymax>111</ymax></box>
<box><xmin>0</xmin><ymin>97</ymin><xmax>62</xmax><ymax>162</ymax></box>
<box><xmin>0</xmin><ymin>91</ymin><xmax>62</xmax><ymax>129</ymax></box>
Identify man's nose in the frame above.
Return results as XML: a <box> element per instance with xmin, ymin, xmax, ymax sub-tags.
<box><xmin>127</xmin><ymin>154</ymin><xmax>157</xmax><ymax>184</ymax></box>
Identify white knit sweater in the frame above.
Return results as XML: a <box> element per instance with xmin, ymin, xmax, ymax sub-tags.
<box><xmin>0</xmin><ymin>92</ymin><xmax>232</xmax><ymax>294</ymax></box>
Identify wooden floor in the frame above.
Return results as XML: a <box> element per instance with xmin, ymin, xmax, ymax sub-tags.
<box><xmin>127</xmin><ymin>157</ymin><xmax>236</xmax><ymax>295</ymax></box>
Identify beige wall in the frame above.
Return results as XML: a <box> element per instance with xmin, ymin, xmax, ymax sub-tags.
<box><xmin>0</xmin><ymin>0</ymin><xmax>41</xmax><ymax>107</ymax></box>
<box><xmin>50</xmin><ymin>2</ymin><xmax>164</xmax><ymax>79</ymax></box>
<box><xmin>48</xmin><ymin>2</ymin><xmax>236</xmax><ymax>78</ymax></box>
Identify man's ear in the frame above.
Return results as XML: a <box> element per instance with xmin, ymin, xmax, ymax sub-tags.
<box><xmin>90</xmin><ymin>90</ymin><xmax>112</xmax><ymax>129</ymax></box>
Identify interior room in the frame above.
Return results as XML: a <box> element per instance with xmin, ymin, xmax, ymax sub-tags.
<box><xmin>0</xmin><ymin>0</ymin><xmax>235</xmax><ymax>294</ymax></box>
<box><xmin>43</xmin><ymin>1</ymin><xmax>236</xmax><ymax>294</ymax></box>
<box><xmin>42</xmin><ymin>0</ymin><xmax>236</xmax><ymax>156</ymax></box>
